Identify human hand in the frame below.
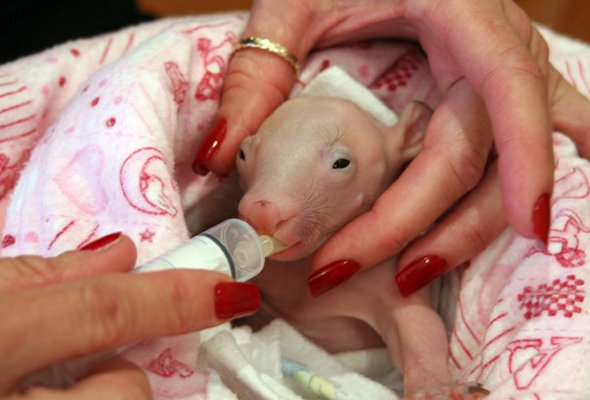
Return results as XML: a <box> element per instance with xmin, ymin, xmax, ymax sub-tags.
<box><xmin>192</xmin><ymin>0</ymin><xmax>590</xmax><ymax>296</ymax></box>
<box><xmin>0</xmin><ymin>233</ymin><xmax>260</xmax><ymax>397</ymax></box>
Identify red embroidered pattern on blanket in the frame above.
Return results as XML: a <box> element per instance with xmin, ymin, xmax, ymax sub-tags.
<box><xmin>518</xmin><ymin>275</ymin><xmax>585</xmax><ymax>319</ymax></box>
<box><xmin>371</xmin><ymin>48</ymin><xmax>423</xmax><ymax>92</ymax></box>
<box><xmin>1</xmin><ymin>234</ymin><xmax>15</xmax><ymax>248</ymax></box>
<box><xmin>195</xmin><ymin>32</ymin><xmax>236</xmax><ymax>101</ymax></box>
<box><xmin>148</xmin><ymin>348</ymin><xmax>194</xmax><ymax>379</ymax></box>
<box><xmin>507</xmin><ymin>336</ymin><xmax>583</xmax><ymax>390</ymax></box>
<box><xmin>164</xmin><ymin>61</ymin><xmax>188</xmax><ymax>106</ymax></box>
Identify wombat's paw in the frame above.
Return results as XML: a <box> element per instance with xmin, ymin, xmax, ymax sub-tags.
<box><xmin>405</xmin><ymin>383</ymin><xmax>489</xmax><ymax>399</ymax></box>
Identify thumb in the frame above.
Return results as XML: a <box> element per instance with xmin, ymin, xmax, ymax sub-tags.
<box><xmin>192</xmin><ymin>2</ymin><xmax>319</xmax><ymax>176</ymax></box>
<box><xmin>0</xmin><ymin>233</ymin><xmax>137</xmax><ymax>293</ymax></box>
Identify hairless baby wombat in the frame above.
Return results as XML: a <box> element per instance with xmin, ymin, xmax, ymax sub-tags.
<box><xmin>192</xmin><ymin>96</ymin><xmax>486</xmax><ymax>398</ymax></box>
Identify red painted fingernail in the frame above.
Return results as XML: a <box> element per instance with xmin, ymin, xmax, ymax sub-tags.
<box><xmin>395</xmin><ymin>255</ymin><xmax>448</xmax><ymax>297</ymax></box>
<box><xmin>532</xmin><ymin>192</ymin><xmax>550</xmax><ymax>246</ymax></box>
<box><xmin>308</xmin><ymin>260</ymin><xmax>361</xmax><ymax>297</ymax></box>
<box><xmin>214</xmin><ymin>281</ymin><xmax>260</xmax><ymax>319</ymax></box>
<box><xmin>80</xmin><ymin>232</ymin><xmax>122</xmax><ymax>251</ymax></box>
<box><xmin>192</xmin><ymin>118</ymin><xmax>227</xmax><ymax>175</ymax></box>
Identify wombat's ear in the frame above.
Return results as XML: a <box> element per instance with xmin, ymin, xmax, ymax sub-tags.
<box><xmin>397</xmin><ymin>101</ymin><xmax>432</xmax><ymax>161</ymax></box>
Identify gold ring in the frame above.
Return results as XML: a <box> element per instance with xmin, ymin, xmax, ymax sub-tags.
<box><xmin>233</xmin><ymin>37</ymin><xmax>300</xmax><ymax>75</ymax></box>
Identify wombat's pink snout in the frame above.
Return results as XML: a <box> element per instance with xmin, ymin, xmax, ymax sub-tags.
<box><xmin>239</xmin><ymin>195</ymin><xmax>299</xmax><ymax>238</ymax></box>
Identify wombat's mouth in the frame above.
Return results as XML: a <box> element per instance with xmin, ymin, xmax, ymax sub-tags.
<box><xmin>259</xmin><ymin>235</ymin><xmax>290</xmax><ymax>257</ymax></box>
<box><xmin>266</xmin><ymin>242</ymin><xmax>307</xmax><ymax>261</ymax></box>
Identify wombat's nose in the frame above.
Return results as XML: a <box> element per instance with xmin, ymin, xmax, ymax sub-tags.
<box><xmin>239</xmin><ymin>198</ymin><xmax>294</xmax><ymax>234</ymax></box>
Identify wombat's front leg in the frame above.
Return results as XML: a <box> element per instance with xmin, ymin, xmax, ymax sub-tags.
<box><xmin>374</xmin><ymin>282</ymin><xmax>487</xmax><ymax>399</ymax></box>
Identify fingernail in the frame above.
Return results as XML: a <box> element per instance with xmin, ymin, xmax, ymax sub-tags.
<box><xmin>308</xmin><ymin>259</ymin><xmax>360</xmax><ymax>297</ymax></box>
<box><xmin>214</xmin><ymin>281</ymin><xmax>260</xmax><ymax>319</ymax></box>
<box><xmin>192</xmin><ymin>118</ymin><xmax>227</xmax><ymax>175</ymax></box>
<box><xmin>532</xmin><ymin>192</ymin><xmax>550</xmax><ymax>246</ymax></box>
<box><xmin>80</xmin><ymin>232</ymin><xmax>122</xmax><ymax>251</ymax></box>
<box><xmin>395</xmin><ymin>255</ymin><xmax>448</xmax><ymax>297</ymax></box>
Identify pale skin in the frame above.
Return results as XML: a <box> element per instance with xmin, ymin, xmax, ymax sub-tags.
<box><xmin>194</xmin><ymin>0</ymin><xmax>590</xmax><ymax>294</ymax></box>
<box><xmin>0</xmin><ymin>236</ymin><xmax>256</xmax><ymax>399</ymax></box>
<box><xmin>195</xmin><ymin>96</ymin><xmax>484</xmax><ymax>397</ymax></box>
<box><xmin>6</xmin><ymin>1</ymin><xmax>590</xmax><ymax>396</ymax></box>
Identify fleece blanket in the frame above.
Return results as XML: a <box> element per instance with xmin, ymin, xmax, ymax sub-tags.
<box><xmin>1</xmin><ymin>11</ymin><xmax>589</xmax><ymax>399</ymax></box>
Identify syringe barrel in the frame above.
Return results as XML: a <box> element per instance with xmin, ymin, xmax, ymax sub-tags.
<box><xmin>134</xmin><ymin>219</ymin><xmax>265</xmax><ymax>281</ymax></box>
<box><xmin>201</xmin><ymin>218</ymin><xmax>265</xmax><ymax>281</ymax></box>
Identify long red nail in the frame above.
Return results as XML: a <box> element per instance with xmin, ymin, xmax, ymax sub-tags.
<box><xmin>193</xmin><ymin>118</ymin><xmax>227</xmax><ymax>175</ymax></box>
<box><xmin>308</xmin><ymin>260</ymin><xmax>360</xmax><ymax>297</ymax></box>
<box><xmin>80</xmin><ymin>232</ymin><xmax>122</xmax><ymax>251</ymax></box>
<box><xmin>532</xmin><ymin>193</ymin><xmax>550</xmax><ymax>246</ymax></box>
<box><xmin>214</xmin><ymin>281</ymin><xmax>260</xmax><ymax>319</ymax></box>
<box><xmin>395</xmin><ymin>255</ymin><xmax>448</xmax><ymax>297</ymax></box>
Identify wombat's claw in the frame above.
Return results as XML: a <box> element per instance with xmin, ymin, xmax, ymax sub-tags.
<box><xmin>467</xmin><ymin>383</ymin><xmax>490</xmax><ymax>396</ymax></box>
<box><xmin>405</xmin><ymin>382</ymin><xmax>489</xmax><ymax>399</ymax></box>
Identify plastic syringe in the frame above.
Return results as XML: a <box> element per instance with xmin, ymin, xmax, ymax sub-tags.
<box><xmin>133</xmin><ymin>219</ymin><xmax>288</xmax><ymax>281</ymax></box>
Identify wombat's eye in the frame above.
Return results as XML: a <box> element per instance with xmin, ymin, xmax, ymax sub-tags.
<box><xmin>332</xmin><ymin>158</ymin><xmax>350</xmax><ymax>169</ymax></box>
<box><xmin>238</xmin><ymin>149</ymin><xmax>246</xmax><ymax>160</ymax></box>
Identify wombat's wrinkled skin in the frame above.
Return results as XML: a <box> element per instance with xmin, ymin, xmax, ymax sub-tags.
<box><xmin>191</xmin><ymin>97</ymin><xmax>486</xmax><ymax>398</ymax></box>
